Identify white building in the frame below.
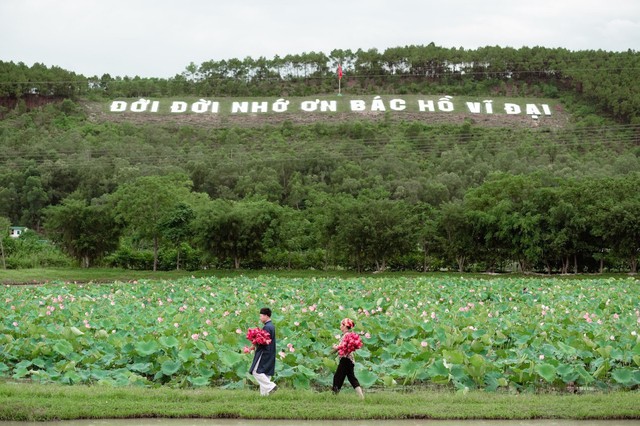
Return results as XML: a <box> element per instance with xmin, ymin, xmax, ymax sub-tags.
<box><xmin>9</xmin><ymin>226</ymin><xmax>27</xmax><ymax>238</ymax></box>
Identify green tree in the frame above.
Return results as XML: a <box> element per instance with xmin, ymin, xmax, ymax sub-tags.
<box><xmin>43</xmin><ymin>197</ymin><xmax>122</xmax><ymax>267</ymax></box>
<box><xmin>414</xmin><ymin>203</ymin><xmax>439</xmax><ymax>272</ymax></box>
<box><xmin>329</xmin><ymin>195</ymin><xmax>416</xmax><ymax>272</ymax></box>
<box><xmin>0</xmin><ymin>216</ymin><xmax>9</xmax><ymax>269</ymax></box>
<box><xmin>159</xmin><ymin>202</ymin><xmax>195</xmax><ymax>270</ymax></box>
<box><xmin>590</xmin><ymin>174</ymin><xmax>640</xmax><ymax>273</ymax></box>
<box><xmin>20</xmin><ymin>175</ymin><xmax>49</xmax><ymax>231</ymax></box>
<box><xmin>194</xmin><ymin>199</ymin><xmax>282</xmax><ymax>269</ymax></box>
<box><xmin>437</xmin><ymin>200</ymin><xmax>475</xmax><ymax>272</ymax></box>
<box><xmin>111</xmin><ymin>174</ymin><xmax>194</xmax><ymax>271</ymax></box>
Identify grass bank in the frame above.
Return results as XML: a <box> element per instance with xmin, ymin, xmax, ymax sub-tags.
<box><xmin>0</xmin><ymin>267</ymin><xmax>364</xmax><ymax>285</ymax></box>
<box><xmin>1</xmin><ymin>383</ymin><xmax>639</xmax><ymax>421</ymax></box>
<box><xmin>1</xmin><ymin>267</ymin><xmax>636</xmax><ymax>286</ymax></box>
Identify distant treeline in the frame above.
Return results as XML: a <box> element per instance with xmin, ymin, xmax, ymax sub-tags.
<box><xmin>1</xmin><ymin>44</ymin><xmax>639</xmax><ymax>122</ymax></box>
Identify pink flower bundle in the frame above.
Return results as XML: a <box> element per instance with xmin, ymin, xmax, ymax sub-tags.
<box><xmin>246</xmin><ymin>327</ymin><xmax>272</xmax><ymax>345</ymax></box>
<box><xmin>336</xmin><ymin>332</ymin><xmax>363</xmax><ymax>357</ymax></box>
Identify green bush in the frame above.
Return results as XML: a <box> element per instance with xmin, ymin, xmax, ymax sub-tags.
<box><xmin>3</xmin><ymin>231</ymin><xmax>72</xmax><ymax>269</ymax></box>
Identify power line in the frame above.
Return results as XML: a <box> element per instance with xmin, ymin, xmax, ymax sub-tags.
<box><xmin>0</xmin><ymin>123</ymin><xmax>637</xmax><ymax>166</ymax></box>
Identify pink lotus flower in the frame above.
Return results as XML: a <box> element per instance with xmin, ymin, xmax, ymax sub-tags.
<box><xmin>243</xmin><ymin>346</ymin><xmax>252</xmax><ymax>354</ymax></box>
<box><xmin>191</xmin><ymin>333</ymin><xmax>199</xmax><ymax>340</ymax></box>
<box><xmin>421</xmin><ymin>341</ymin><xmax>428</xmax><ymax>347</ymax></box>
<box><xmin>336</xmin><ymin>332</ymin><xmax>363</xmax><ymax>357</ymax></box>
<box><xmin>246</xmin><ymin>327</ymin><xmax>272</xmax><ymax>345</ymax></box>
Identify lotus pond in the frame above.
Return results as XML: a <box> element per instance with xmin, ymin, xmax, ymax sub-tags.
<box><xmin>1</xmin><ymin>276</ymin><xmax>639</xmax><ymax>390</ymax></box>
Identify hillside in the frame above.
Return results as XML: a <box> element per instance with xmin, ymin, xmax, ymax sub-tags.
<box><xmin>0</xmin><ymin>45</ymin><xmax>639</xmax><ymax>273</ymax></box>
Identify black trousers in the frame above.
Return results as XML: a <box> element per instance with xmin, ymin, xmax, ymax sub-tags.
<box><xmin>332</xmin><ymin>357</ymin><xmax>360</xmax><ymax>393</ymax></box>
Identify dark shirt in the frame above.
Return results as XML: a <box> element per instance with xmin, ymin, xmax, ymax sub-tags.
<box><xmin>249</xmin><ymin>320</ymin><xmax>276</xmax><ymax>376</ymax></box>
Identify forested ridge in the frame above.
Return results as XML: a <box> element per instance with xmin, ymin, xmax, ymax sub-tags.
<box><xmin>0</xmin><ymin>44</ymin><xmax>639</xmax><ymax>273</ymax></box>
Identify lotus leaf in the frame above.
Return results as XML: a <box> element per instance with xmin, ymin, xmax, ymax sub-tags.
<box><xmin>442</xmin><ymin>349</ymin><xmax>465</xmax><ymax>364</ymax></box>
<box><xmin>426</xmin><ymin>359</ymin><xmax>449</xmax><ymax>379</ymax></box>
<box><xmin>2</xmin><ymin>276</ymin><xmax>639</xmax><ymax>389</ymax></box>
<box><xmin>379</xmin><ymin>332</ymin><xmax>396</xmax><ymax>343</ymax></box>
<box><xmin>574</xmin><ymin>365</ymin><xmax>594</xmax><ymax>385</ymax></box>
<box><xmin>90</xmin><ymin>369</ymin><xmax>112</xmax><ymax>381</ymax></box>
<box><xmin>219</xmin><ymin>350</ymin><xmax>243</xmax><ymax>368</ymax></box>
<box><xmin>159</xmin><ymin>336</ymin><xmax>179</xmax><ymax>348</ymax></box>
<box><xmin>292</xmin><ymin>373</ymin><xmax>310</xmax><ymax>389</ymax></box>
<box><xmin>450</xmin><ymin>365</ymin><xmax>472</xmax><ymax>386</ymax></box>
<box><xmin>188</xmin><ymin>376</ymin><xmax>210</xmax><ymax>386</ymax></box>
<box><xmin>62</xmin><ymin>370</ymin><xmax>83</xmax><ymax>384</ymax></box>
<box><xmin>354</xmin><ymin>366</ymin><xmax>378</xmax><ymax>388</ymax></box>
<box><xmin>135</xmin><ymin>340</ymin><xmax>160</xmax><ymax>356</ymax></box>
<box><xmin>129</xmin><ymin>362</ymin><xmax>152</xmax><ymax>373</ymax></box>
<box><xmin>611</xmin><ymin>368</ymin><xmax>639</xmax><ymax>386</ymax></box>
<box><xmin>556</xmin><ymin>364</ymin><xmax>580</xmax><ymax>383</ymax></box>
<box><xmin>399</xmin><ymin>327</ymin><xmax>417</xmax><ymax>339</ymax></box>
<box><xmin>160</xmin><ymin>360</ymin><xmax>182</xmax><ymax>376</ymax></box>
<box><xmin>53</xmin><ymin>340</ymin><xmax>74</xmax><ymax>357</ymax></box>
<box><xmin>535</xmin><ymin>363</ymin><xmax>557</xmax><ymax>382</ymax></box>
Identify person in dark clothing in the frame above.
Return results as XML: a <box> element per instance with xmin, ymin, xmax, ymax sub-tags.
<box><xmin>248</xmin><ymin>307</ymin><xmax>277</xmax><ymax>395</ymax></box>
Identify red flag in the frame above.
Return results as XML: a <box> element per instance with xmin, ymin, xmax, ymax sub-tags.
<box><xmin>337</xmin><ymin>63</ymin><xmax>343</xmax><ymax>80</ymax></box>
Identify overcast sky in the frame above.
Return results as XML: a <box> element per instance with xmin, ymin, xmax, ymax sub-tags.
<box><xmin>1</xmin><ymin>0</ymin><xmax>639</xmax><ymax>78</ymax></box>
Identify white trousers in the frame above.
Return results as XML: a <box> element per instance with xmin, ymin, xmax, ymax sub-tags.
<box><xmin>252</xmin><ymin>355</ymin><xmax>276</xmax><ymax>396</ymax></box>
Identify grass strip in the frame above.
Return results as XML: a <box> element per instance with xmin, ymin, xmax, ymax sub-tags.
<box><xmin>1</xmin><ymin>268</ymin><xmax>637</xmax><ymax>286</ymax></box>
<box><xmin>1</xmin><ymin>383</ymin><xmax>639</xmax><ymax>421</ymax></box>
